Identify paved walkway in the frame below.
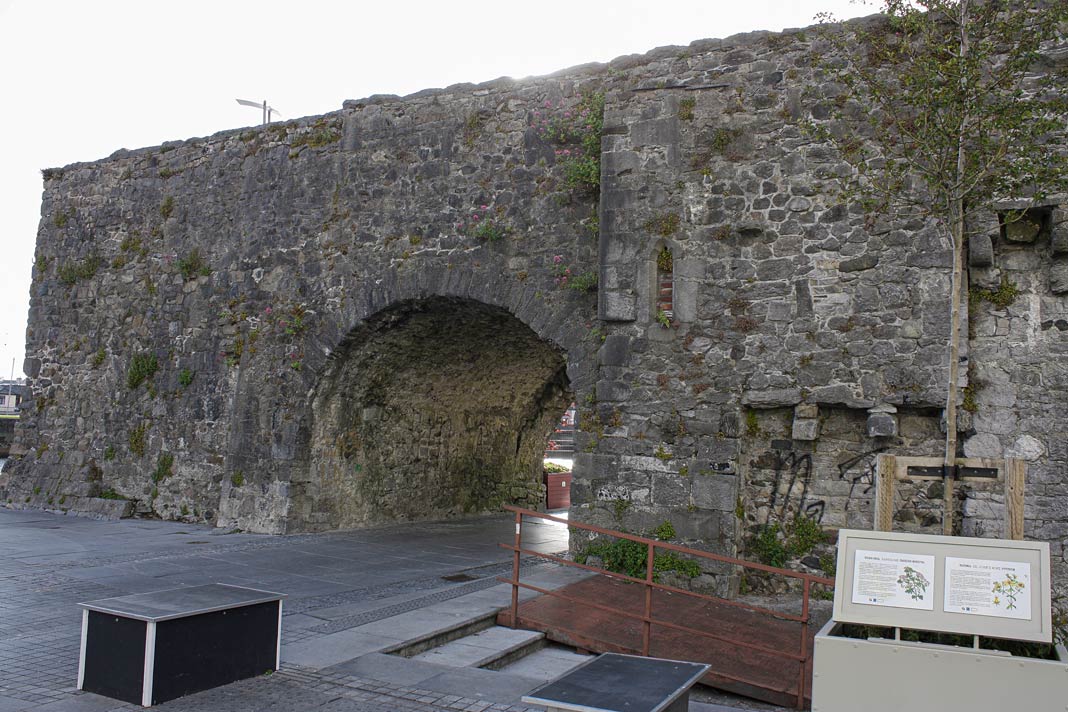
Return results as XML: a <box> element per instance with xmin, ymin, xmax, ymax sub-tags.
<box><xmin>0</xmin><ymin>508</ymin><xmax>771</xmax><ymax>712</ymax></box>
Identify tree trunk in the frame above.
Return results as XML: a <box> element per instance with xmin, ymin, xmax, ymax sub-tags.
<box><xmin>943</xmin><ymin>0</ymin><xmax>970</xmax><ymax>537</ymax></box>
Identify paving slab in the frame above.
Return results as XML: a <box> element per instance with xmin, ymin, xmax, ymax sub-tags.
<box><xmin>415</xmin><ymin>665</ymin><xmax>543</xmax><ymax>706</ymax></box>
<box><xmin>411</xmin><ymin>627</ymin><xmax>543</xmax><ymax>668</ymax></box>
<box><xmin>326</xmin><ymin>653</ymin><xmax>456</xmax><ymax>687</ymax></box>
<box><xmin>498</xmin><ymin>646</ymin><xmax>594</xmax><ymax>682</ymax></box>
<box><xmin>282</xmin><ymin>629</ymin><xmax>402</xmax><ymax>668</ymax></box>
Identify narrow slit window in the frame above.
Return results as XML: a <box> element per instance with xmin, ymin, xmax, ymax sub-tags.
<box><xmin>656</xmin><ymin>246</ymin><xmax>674</xmax><ymax>319</ymax></box>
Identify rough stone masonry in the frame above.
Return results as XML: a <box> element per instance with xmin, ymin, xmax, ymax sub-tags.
<box><xmin>3</xmin><ymin>14</ymin><xmax>1067</xmax><ymax>596</ymax></box>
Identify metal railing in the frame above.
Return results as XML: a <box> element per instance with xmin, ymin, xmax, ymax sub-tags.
<box><xmin>499</xmin><ymin>505</ymin><xmax>834</xmax><ymax>710</ymax></box>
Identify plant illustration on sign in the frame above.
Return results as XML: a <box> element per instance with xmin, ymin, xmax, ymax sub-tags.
<box><xmin>897</xmin><ymin>566</ymin><xmax>930</xmax><ymax>601</ymax></box>
<box><xmin>992</xmin><ymin>573</ymin><xmax>1025</xmax><ymax>610</ymax></box>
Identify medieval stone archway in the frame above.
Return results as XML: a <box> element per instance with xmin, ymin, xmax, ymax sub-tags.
<box><xmin>290</xmin><ymin>296</ymin><xmax>576</xmax><ymax>531</ymax></box>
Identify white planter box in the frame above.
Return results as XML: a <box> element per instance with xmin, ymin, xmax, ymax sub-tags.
<box><xmin>812</xmin><ymin>620</ymin><xmax>1068</xmax><ymax>712</ymax></box>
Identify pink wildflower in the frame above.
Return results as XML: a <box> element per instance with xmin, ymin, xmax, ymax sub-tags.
<box><xmin>553</xmin><ymin>255</ymin><xmax>563</xmax><ymax>264</ymax></box>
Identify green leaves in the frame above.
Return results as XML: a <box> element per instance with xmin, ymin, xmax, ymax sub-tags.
<box><xmin>816</xmin><ymin>1</ymin><xmax>1068</xmax><ymax>217</ymax></box>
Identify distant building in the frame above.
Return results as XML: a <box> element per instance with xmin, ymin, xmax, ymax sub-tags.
<box><xmin>0</xmin><ymin>380</ymin><xmax>26</xmax><ymax>415</ymax></box>
<box><xmin>0</xmin><ymin>380</ymin><xmax>26</xmax><ymax>457</ymax></box>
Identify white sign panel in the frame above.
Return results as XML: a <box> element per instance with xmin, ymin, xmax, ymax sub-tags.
<box><xmin>851</xmin><ymin>550</ymin><xmax>935</xmax><ymax>610</ymax></box>
<box><xmin>944</xmin><ymin>557</ymin><xmax>1032</xmax><ymax>620</ymax></box>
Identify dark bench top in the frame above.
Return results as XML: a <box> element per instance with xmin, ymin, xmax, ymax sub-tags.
<box><xmin>521</xmin><ymin>652</ymin><xmax>710</xmax><ymax>712</ymax></box>
<box><xmin>79</xmin><ymin>583</ymin><xmax>286</xmax><ymax>622</ymax></box>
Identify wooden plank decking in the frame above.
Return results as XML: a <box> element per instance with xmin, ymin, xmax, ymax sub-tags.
<box><xmin>498</xmin><ymin>575</ymin><xmax>816</xmax><ymax>709</ymax></box>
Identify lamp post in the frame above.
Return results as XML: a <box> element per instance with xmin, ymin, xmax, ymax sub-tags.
<box><xmin>236</xmin><ymin>99</ymin><xmax>281</xmax><ymax>125</ymax></box>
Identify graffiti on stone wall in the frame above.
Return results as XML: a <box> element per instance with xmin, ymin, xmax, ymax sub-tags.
<box><xmin>837</xmin><ymin>447</ymin><xmax>887</xmax><ymax>517</ymax></box>
<box><xmin>766</xmin><ymin>452</ymin><xmax>825</xmax><ymax>524</ymax></box>
<box><xmin>761</xmin><ymin>446</ymin><xmax>889</xmax><ymax>527</ymax></box>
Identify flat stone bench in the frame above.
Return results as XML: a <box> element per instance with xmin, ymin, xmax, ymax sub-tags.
<box><xmin>522</xmin><ymin>652</ymin><xmax>710</xmax><ymax>712</ymax></box>
<box><xmin>78</xmin><ymin>583</ymin><xmax>286</xmax><ymax>707</ymax></box>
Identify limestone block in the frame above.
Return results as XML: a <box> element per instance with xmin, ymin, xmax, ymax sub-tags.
<box><xmin>692</xmin><ymin>473</ymin><xmax>736</xmax><ymax>512</ymax></box>
<box><xmin>1005</xmin><ymin>434</ymin><xmax>1045</xmax><ymax>462</ymax></box>
<box><xmin>866</xmin><ymin>412</ymin><xmax>898</xmax><ymax>438</ymax></box>
<box><xmin>598</xmin><ymin>335</ymin><xmax>631</xmax><ymax>367</ymax></box>
<box><xmin>792</xmin><ymin>418</ymin><xmax>820</xmax><ymax>441</ymax></box>
<box><xmin>839</xmin><ymin>253</ymin><xmax>878</xmax><ymax>272</ymax></box>
<box><xmin>968</xmin><ymin>232</ymin><xmax>994</xmax><ymax>267</ymax></box>
<box><xmin>600</xmin><ymin>289</ymin><xmax>636</xmax><ymax>322</ymax></box>
<box><xmin>1050</xmin><ymin>262</ymin><xmax>1068</xmax><ymax>294</ymax></box>
<box><xmin>742</xmin><ymin>388</ymin><xmax>801</xmax><ymax>407</ymax></box>
<box><xmin>794</xmin><ymin>403</ymin><xmax>819</xmax><ymax>419</ymax></box>
<box><xmin>1049</xmin><ymin>217</ymin><xmax>1068</xmax><ymax>255</ymax></box>
<box><xmin>963</xmin><ymin>433</ymin><xmax>1001</xmax><ymax>458</ymax></box>
<box><xmin>598</xmin><ymin>377</ymin><xmax>627</xmax><ymax>401</ymax></box>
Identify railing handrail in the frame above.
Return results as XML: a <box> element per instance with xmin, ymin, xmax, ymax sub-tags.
<box><xmin>503</xmin><ymin>505</ymin><xmax>834</xmax><ymax>586</ymax></box>
<box><xmin>501</xmin><ymin>504</ymin><xmax>833</xmax><ymax>710</ymax></box>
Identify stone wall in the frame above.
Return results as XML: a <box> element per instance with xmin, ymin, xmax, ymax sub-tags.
<box><xmin>2</xmin><ymin>14</ymin><xmax>1066</xmax><ymax>597</ymax></box>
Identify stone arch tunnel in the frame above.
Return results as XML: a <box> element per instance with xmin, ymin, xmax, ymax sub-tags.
<box><xmin>295</xmin><ymin>296</ymin><xmax>574</xmax><ymax>531</ymax></box>
<box><xmin>4</xmin><ymin>18</ymin><xmax>1068</xmax><ymax>596</ymax></box>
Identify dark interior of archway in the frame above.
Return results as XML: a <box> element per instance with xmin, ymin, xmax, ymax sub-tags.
<box><xmin>303</xmin><ymin>297</ymin><xmax>572</xmax><ymax>530</ymax></box>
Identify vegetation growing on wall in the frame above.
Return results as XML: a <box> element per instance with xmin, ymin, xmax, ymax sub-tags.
<box><xmin>128</xmin><ymin>422</ymin><xmax>148</xmax><ymax>457</ymax></box>
<box><xmin>290</xmin><ymin>119</ymin><xmax>341</xmax><ymax>150</ymax></box>
<box><xmin>152</xmin><ymin>452</ymin><xmax>174</xmax><ymax>483</ymax></box>
<box><xmin>57</xmin><ymin>256</ymin><xmax>100</xmax><ymax>286</ymax></box>
<box><xmin>750</xmin><ymin>515</ymin><xmax>826</xmax><ymax>568</ymax></box>
<box><xmin>126</xmin><ymin>353</ymin><xmax>159</xmax><ymax>390</ymax></box>
<box><xmin>177</xmin><ymin>249</ymin><xmax>211</xmax><ymax>280</ymax></box>
<box><xmin>533</xmin><ymin>92</ymin><xmax>605</xmax><ymax>196</ymax></box>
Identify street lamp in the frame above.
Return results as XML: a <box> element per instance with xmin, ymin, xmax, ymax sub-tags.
<box><xmin>236</xmin><ymin>99</ymin><xmax>281</xmax><ymax>125</ymax></box>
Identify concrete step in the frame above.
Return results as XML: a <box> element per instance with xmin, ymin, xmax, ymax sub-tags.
<box><xmin>411</xmin><ymin>625</ymin><xmax>545</xmax><ymax>668</ymax></box>
<box><xmin>495</xmin><ymin>643</ymin><xmax>593</xmax><ymax>683</ymax></box>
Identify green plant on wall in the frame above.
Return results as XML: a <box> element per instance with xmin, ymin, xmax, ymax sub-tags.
<box><xmin>126</xmin><ymin>353</ymin><xmax>159</xmax><ymax>390</ymax></box>
<box><xmin>969</xmin><ymin>275</ymin><xmax>1020</xmax><ymax>310</ymax></box>
<box><xmin>128</xmin><ymin>422</ymin><xmax>148</xmax><ymax>457</ymax></box>
<box><xmin>458</xmin><ymin>205</ymin><xmax>510</xmax><ymax>241</ymax></box>
<box><xmin>152</xmin><ymin>452</ymin><xmax>174</xmax><ymax>483</ymax></box>
<box><xmin>532</xmin><ymin>92</ymin><xmax>605</xmax><ymax>196</ymax></box>
<box><xmin>58</xmin><ymin>255</ymin><xmax>100</xmax><ymax>286</ymax></box>
<box><xmin>177</xmin><ymin>369</ymin><xmax>195</xmax><ymax>388</ymax></box>
<box><xmin>177</xmin><ymin>249</ymin><xmax>211</xmax><ymax>281</ymax></box>
<box><xmin>656</xmin><ymin>246</ymin><xmax>674</xmax><ymax>273</ymax></box>
<box><xmin>645</xmin><ymin>214</ymin><xmax>680</xmax><ymax>238</ymax></box>
<box><xmin>750</xmin><ymin>515</ymin><xmax>826</xmax><ymax>568</ymax></box>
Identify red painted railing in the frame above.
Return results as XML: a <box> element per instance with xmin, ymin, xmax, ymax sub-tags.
<box><xmin>499</xmin><ymin>505</ymin><xmax>835</xmax><ymax>710</ymax></box>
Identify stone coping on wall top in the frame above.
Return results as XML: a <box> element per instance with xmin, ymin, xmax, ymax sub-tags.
<box><xmin>44</xmin><ymin>12</ymin><xmax>894</xmax><ymax>176</ymax></box>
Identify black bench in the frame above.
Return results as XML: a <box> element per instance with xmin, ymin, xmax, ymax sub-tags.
<box><xmin>78</xmin><ymin>583</ymin><xmax>286</xmax><ymax>707</ymax></box>
<box><xmin>522</xmin><ymin>652</ymin><xmax>710</xmax><ymax>712</ymax></box>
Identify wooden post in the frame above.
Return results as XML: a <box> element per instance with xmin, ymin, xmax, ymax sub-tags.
<box><xmin>510</xmin><ymin>509</ymin><xmax>521</xmax><ymax>628</ymax></box>
<box><xmin>1005</xmin><ymin>458</ymin><xmax>1025</xmax><ymax>540</ymax></box>
<box><xmin>942</xmin><ymin>470</ymin><xmax>956</xmax><ymax>536</ymax></box>
<box><xmin>874</xmin><ymin>454</ymin><xmax>897</xmax><ymax>532</ymax></box>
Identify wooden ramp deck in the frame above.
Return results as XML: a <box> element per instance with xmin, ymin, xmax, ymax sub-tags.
<box><xmin>497</xmin><ymin>574</ymin><xmax>817</xmax><ymax>709</ymax></box>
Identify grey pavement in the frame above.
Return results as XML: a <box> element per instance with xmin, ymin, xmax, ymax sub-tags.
<box><xmin>0</xmin><ymin>508</ymin><xmax>769</xmax><ymax>712</ymax></box>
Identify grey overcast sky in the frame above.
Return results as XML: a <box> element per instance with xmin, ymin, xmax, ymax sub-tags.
<box><xmin>0</xmin><ymin>0</ymin><xmax>873</xmax><ymax>380</ymax></box>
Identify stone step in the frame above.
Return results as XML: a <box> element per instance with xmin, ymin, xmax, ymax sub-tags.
<box><xmin>495</xmin><ymin>644</ymin><xmax>594</xmax><ymax>683</ymax></box>
<box><xmin>411</xmin><ymin>625</ymin><xmax>545</xmax><ymax>669</ymax></box>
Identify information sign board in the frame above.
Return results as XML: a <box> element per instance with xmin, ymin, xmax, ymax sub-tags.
<box><xmin>832</xmin><ymin>529</ymin><xmax>1051</xmax><ymax>643</ymax></box>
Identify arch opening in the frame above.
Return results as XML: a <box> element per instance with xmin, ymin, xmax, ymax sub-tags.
<box><xmin>296</xmin><ymin>297</ymin><xmax>572</xmax><ymax>531</ymax></box>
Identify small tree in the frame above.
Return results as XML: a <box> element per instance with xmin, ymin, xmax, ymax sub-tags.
<box><xmin>815</xmin><ymin>1</ymin><xmax>1068</xmax><ymax>534</ymax></box>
